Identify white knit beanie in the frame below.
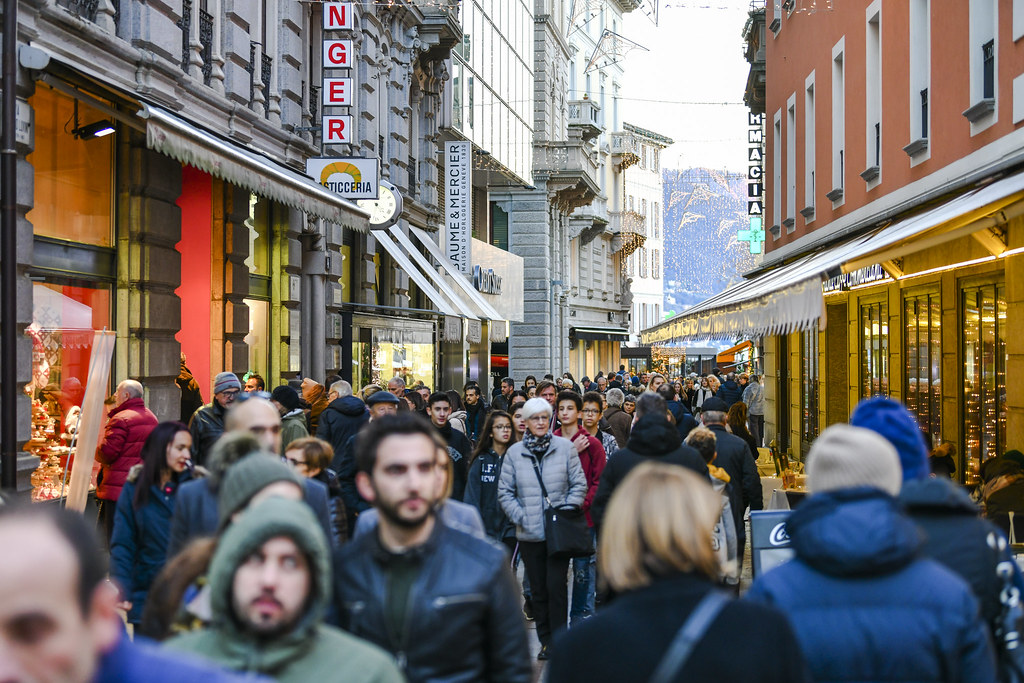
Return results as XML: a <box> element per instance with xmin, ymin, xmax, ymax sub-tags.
<box><xmin>806</xmin><ymin>424</ymin><xmax>903</xmax><ymax>497</ymax></box>
<box><xmin>520</xmin><ymin>397</ymin><xmax>553</xmax><ymax>422</ymax></box>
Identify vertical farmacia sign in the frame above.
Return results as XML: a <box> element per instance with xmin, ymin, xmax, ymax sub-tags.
<box><xmin>445</xmin><ymin>141</ymin><xmax>471</xmax><ymax>274</ymax></box>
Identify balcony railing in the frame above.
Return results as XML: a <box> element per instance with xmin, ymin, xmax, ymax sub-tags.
<box><xmin>58</xmin><ymin>0</ymin><xmax>99</xmax><ymax>22</ymax></box>
<box><xmin>610</xmin><ymin>210</ymin><xmax>647</xmax><ymax>257</ymax></box>
<box><xmin>568</xmin><ymin>98</ymin><xmax>603</xmax><ymax>142</ymax></box>
<box><xmin>177</xmin><ymin>0</ymin><xmax>192</xmax><ymax>73</ymax></box>
<box><xmin>199</xmin><ymin>10</ymin><xmax>214</xmax><ymax>84</ymax></box>
<box><xmin>261</xmin><ymin>53</ymin><xmax>273</xmax><ymax>112</ymax></box>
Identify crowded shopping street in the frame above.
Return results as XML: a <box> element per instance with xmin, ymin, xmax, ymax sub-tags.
<box><xmin>3</xmin><ymin>0</ymin><xmax>1024</xmax><ymax>682</ymax></box>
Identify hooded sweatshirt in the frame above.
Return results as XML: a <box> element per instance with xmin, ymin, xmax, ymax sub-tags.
<box><xmin>747</xmin><ymin>488</ymin><xmax>996</xmax><ymax>683</ymax></box>
<box><xmin>165</xmin><ymin>498</ymin><xmax>402</xmax><ymax>683</ymax></box>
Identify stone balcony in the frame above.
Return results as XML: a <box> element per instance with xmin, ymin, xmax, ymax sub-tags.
<box><xmin>534</xmin><ymin>134</ymin><xmax>601</xmax><ymax>213</ymax></box>
<box><xmin>610</xmin><ymin>210</ymin><xmax>647</xmax><ymax>256</ymax></box>
<box><xmin>418</xmin><ymin>1</ymin><xmax>463</xmax><ymax>60</ymax></box>
<box><xmin>567</xmin><ymin>99</ymin><xmax>603</xmax><ymax>142</ymax></box>
<box><xmin>569</xmin><ymin>195</ymin><xmax>610</xmax><ymax>243</ymax></box>
<box><xmin>611</xmin><ymin>131</ymin><xmax>641</xmax><ymax>171</ymax></box>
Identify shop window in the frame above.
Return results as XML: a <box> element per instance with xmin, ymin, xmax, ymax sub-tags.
<box><xmin>962</xmin><ymin>281</ymin><xmax>1006</xmax><ymax>485</ymax></box>
<box><xmin>859</xmin><ymin>298</ymin><xmax>889</xmax><ymax>398</ymax></box>
<box><xmin>352</xmin><ymin>329</ymin><xmax>434</xmax><ymax>389</ymax></box>
<box><xmin>27</xmin><ymin>86</ymin><xmax>114</xmax><ymax>248</ymax></box>
<box><xmin>243</xmin><ymin>298</ymin><xmax>270</xmax><ymax>379</ymax></box>
<box><xmin>801</xmin><ymin>328</ymin><xmax>819</xmax><ymax>443</ymax></box>
<box><xmin>245</xmin><ymin>195</ymin><xmax>272</xmax><ymax>276</ymax></box>
<box><xmin>26</xmin><ymin>281</ymin><xmax>112</xmax><ymax>500</ymax></box>
<box><xmin>904</xmin><ymin>291</ymin><xmax>941</xmax><ymax>449</ymax></box>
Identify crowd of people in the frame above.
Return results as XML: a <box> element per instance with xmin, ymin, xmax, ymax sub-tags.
<box><xmin>1</xmin><ymin>363</ymin><xmax>1022</xmax><ymax>683</ymax></box>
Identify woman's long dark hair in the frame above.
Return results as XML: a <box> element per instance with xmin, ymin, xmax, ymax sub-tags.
<box><xmin>445</xmin><ymin>389</ymin><xmax>464</xmax><ymax>412</ymax></box>
<box><xmin>726</xmin><ymin>403</ymin><xmax>755</xmax><ymax>442</ymax></box>
<box><xmin>469</xmin><ymin>410</ymin><xmax>513</xmax><ymax>466</ymax></box>
<box><xmin>133</xmin><ymin>421</ymin><xmax>190</xmax><ymax>510</ymax></box>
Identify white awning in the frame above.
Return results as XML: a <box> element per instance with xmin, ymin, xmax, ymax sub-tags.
<box><xmin>140</xmin><ymin>104</ymin><xmax>369</xmax><ymax>226</ymax></box>
<box><xmin>408</xmin><ymin>227</ymin><xmax>505</xmax><ymax>321</ymax></box>
<box><xmin>642</xmin><ymin>170</ymin><xmax>1024</xmax><ymax>344</ymax></box>
<box><xmin>369</xmin><ymin>230</ymin><xmax>463</xmax><ymax>318</ymax></box>
<box><xmin>384</xmin><ymin>227</ymin><xmax>482</xmax><ymax>320</ymax></box>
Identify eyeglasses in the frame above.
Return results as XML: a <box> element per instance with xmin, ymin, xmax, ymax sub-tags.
<box><xmin>582</xmin><ymin>409</ymin><xmax>600</xmax><ymax>415</ymax></box>
<box><xmin>282</xmin><ymin>455</ymin><xmax>307</xmax><ymax>469</ymax></box>
<box><xmin>527</xmin><ymin>415</ymin><xmax>550</xmax><ymax>423</ymax></box>
<box><xmin>235</xmin><ymin>390</ymin><xmax>272</xmax><ymax>402</ymax></box>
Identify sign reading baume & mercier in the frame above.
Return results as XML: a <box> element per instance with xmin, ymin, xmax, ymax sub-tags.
<box><xmin>445</xmin><ymin>141</ymin><xmax>471</xmax><ymax>274</ymax></box>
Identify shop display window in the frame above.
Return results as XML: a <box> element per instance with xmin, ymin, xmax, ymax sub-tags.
<box><xmin>904</xmin><ymin>291</ymin><xmax>941</xmax><ymax>449</ymax></box>
<box><xmin>962</xmin><ymin>282</ymin><xmax>1006</xmax><ymax>485</ymax></box>
<box><xmin>26</xmin><ymin>282</ymin><xmax>111</xmax><ymax>501</ymax></box>
<box><xmin>801</xmin><ymin>329</ymin><xmax>819</xmax><ymax>444</ymax></box>
<box><xmin>27</xmin><ymin>86</ymin><xmax>114</xmax><ymax>247</ymax></box>
<box><xmin>243</xmin><ymin>298</ymin><xmax>270</xmax><ymax>379</ymax></box>
<box><xmin>860</xmin><ymin>299</ymin><xmax>889</xmax><ymax>399</ymax></box>
<box><xmin>353</xmin><ymin>341</ymin><xmax>435</xmax><ymax>390</ymax></box>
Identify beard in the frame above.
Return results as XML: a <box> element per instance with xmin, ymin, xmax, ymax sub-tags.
<box><xmin>375</xmin><ymin>492</ymin><xmax>437</xmax><ymax>530</ymax></box>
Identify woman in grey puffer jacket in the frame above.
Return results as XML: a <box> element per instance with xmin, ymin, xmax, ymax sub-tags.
<box><xmin>499</xmin><ymin>397</ymin><xmax>586</xmax><ymax>661</ymax></box>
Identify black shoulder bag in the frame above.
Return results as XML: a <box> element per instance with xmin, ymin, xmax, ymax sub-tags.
<box><xmin>988</xmin><ymin>531</ymin><xmax>1024</xmax><ymax>683</ymax></box>
<box><xmin>528</xmin><ymin>455</ymin><xmax>593</xmax><ymax>559</ymax></box>
<box><xmin>648</xmin><ymin>590</ymin><xmax>729</xmax><ymax>683</ymax></box>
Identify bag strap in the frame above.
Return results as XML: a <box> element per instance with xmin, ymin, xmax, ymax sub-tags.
<box><xmin>1011</xmin><ymin>512</ymin><xmax>1018</xmax><ymax>545</ymax></box>
<box><xmin>648</xmin><ymin>590</ymin><xmax>729</xmax><ymax>683</ymax></box>
<box><xmin>528</xmin><ymin>455</ymin><xmax>552</xmax><ymax>509</ymax></box>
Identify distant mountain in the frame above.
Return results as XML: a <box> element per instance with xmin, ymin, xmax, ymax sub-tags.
<box><xmin>661</xmin><ymin>168</ymin><xmax>761</xmax><ymax>317</ymax></box>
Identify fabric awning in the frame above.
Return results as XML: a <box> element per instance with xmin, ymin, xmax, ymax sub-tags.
<box><xmin>572</xmin><ymin>327</ymin><xmax>631</xmax><ymax>342</ymax></box>
<box><xmin>369</xmin><ymin>229</ymin><xmax>463</xmax><ymax>318</ymax></box>
<box><xmin>408</xmin><ymin>227</ymin><xmax>505</xmax><ymax>322</ymax></box>
<box><xmin>140</xmin><ymin>105</ymin><xmax>369</xmax><ymax>226</ymax></box>
<box><xmin>642</xmin><ymin>170</ymin><xmax>1024</xmax><ymax>345</ymax></box>
<box><xmin>384</xmin><ymin>227</ymin><xmax>483</xmax><ymax>320</ymax></box>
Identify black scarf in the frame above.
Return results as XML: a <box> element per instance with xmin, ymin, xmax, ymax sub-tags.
<box><xmin>523</xmin><ymin>431</ymin><xmax>552</xmax><ymax>459</ymax></box>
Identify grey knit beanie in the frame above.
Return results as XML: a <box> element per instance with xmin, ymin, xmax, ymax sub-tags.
<box><xmin>806</xmin><ymin>424</ymin><xmax>902</xmax><ymax>497</ymax></box>
<box><xmin>218</xmin><ymin>453</ymin><xmax>304</xmax><ymax>528</ymax></box>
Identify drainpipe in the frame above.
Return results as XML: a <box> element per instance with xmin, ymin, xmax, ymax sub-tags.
<box><xmin>1</xmin><ymin>0</ymin><xmax>18</xmax><ymax>491</ymax></box>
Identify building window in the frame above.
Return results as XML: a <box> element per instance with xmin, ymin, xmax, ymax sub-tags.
<box><xmin>638</xmin><ymin>247</ymin><xmax>648</xmax><ymax>279</ymax></box>
<box><xmin>860</xmin><ymin>298</ymin><xmax>889</xmax><ymax>399</ymax></box>
<box><xmin>965</xmin><ymin>0</ymin><xmax>997</xmax><ymax>126</ymax></box>
<box><xmin>804</xmin><ymin>74</ymin><xmax>815</xmax><ymax>218</ymax></box>
<box><xmin>785</xmin><ymin>96</ymin><xmax>796</xmax><ymax>230</ymax></box>
<box><xmin>830</xmin><ymin>40</ymin><xmax>845</xmax><ymax>203</ymax></box>
<box><xmin>864</xmin><ymin>5</ymin><xmax>882</xmax><ymax>182</ymax></box>
<box><xmin>651</xmin><ymin>249</ymin><xmax>659</xmax><ymax>279</ymax></box>
<box><xmin>904</xmin><ymin>291</ymin><xmax>941</xmax><ymax>449</ymax></box>
<box><xmin>962</xmin><ymin>281</ymin><xmax>1006</xmax><ymax>485</ymax></box>
<box><xmin>802</xmin><ymin>328</ymin><xmax>819</xmax><ymax>444</ymax></box>
<box><xmin>908</xmin><ymin>0</ymin><xmax>930</xmax><ymax>149</ymax></box>
<box><xmin>772</xmin><ymin>110</ymin><xmax>782</xmax><ymax>231</ymax></box>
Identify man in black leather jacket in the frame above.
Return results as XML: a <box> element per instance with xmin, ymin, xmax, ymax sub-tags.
<box><xmin>333</xmin><ymin>413</ymin><xmax>531</xmax><ymax>683</ymax></box>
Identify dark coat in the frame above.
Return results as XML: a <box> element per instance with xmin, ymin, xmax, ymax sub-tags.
<box><xmin>94</xmin><ymin>634</ymin><xmax>263</xmax><ymax>683</ymax></box>
<box><xmin>96</xmin><ymin>397</ymin><xmax>158</xmax><ymax>501</ymax></box>
<box><xmin>188</xmin><ymin>401</ymin><xmax>227</xmax><ymax>467</ymax></box>
<box><xmin>463</xmin><ymin>449</ymin><xmax>514</xmax><ymax>542</ymax></box>
<box><xmin>333</xmin><ymin>521</ymin><xmax>532</xmax><ymax>683</ymax></box>
<box><xmin>666</xmin><ymin>399</ymin><xmax>698</xmax><ymax>440</ymax></box>
<box><xmin>985</xmin><ymin>479</ymin><xmax>1024</xmax><ymax>541</ymax></box>
<box><xmin>591</xmin><ymin>414</ymin><xmax>707</xmax><ymax>532</ymax></box>
<box><xmin>706</xmin><ymin>423</ymin><xmax>762</xmax><ymax>540</ymax></box>
<box><xmin>167</xmin><ymin>474</ymin><xmax>335</xmax><ymax>558</ymax></box>
<box><xmin>313</xmin><ymin>468</ymin><xmax>349</xmax><ymax>547</ymax></box>
<box><xmin>316</xmin><ymin>396</ymin><xmax>369</xmax><ymax>472</ymax></box>
<box><xmin>337</xmin><ymin>432</ymin><xmax>371</xmax><ymax>536</ymax></box>
<box><xmin>437</xmin><ymin>422</ymin><xmax>471</xmax><ymax>501</ymax></box>
<box><xmin>747</xmin><ymin>488</ymin><xmax>997</xmax><ymax>683</ymax></box>
<box><xmin>602</xmin><ymin>406</ymin><xmax>632</xmax><ymax>448</ymax></box>
<box><xmin>901</xmin><ymin>476</ymin><xmax>1024</xmax><ymax>632</ymax></box>
<box><xmin>547</xmin><ymin>574</ymin><xmax>811</xmax><ymax>683</ymax></box>
<box><xmin>110</xmin><ymin>466</ymin><xmax>194</xmax><ymax>623</ymax></box>
<box><xmin>177</xmin><ymin>362</ymin><xmax>204</xmax><ymax>425</ymax></box>
<box><xmin>464</xmin><ymin>401</ymin><xmax>490</xmax><ymax>443</ymax></box>
<box><xmin>716</xmin><ymin>380</ymin><xmax>743</xmax><ymax>408</ymax></box>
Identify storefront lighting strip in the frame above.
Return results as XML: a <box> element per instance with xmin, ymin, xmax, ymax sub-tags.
<box><xmin>847</xmin><ymin>277</ymin><xmax>895</xmax><ymax>291</ymax></box>
<box><xmin>997</xmin><ymin>245</ymin><xmax>1024</xmax><ymax>258</ymax></box>
<box><xmin>897</xmin><ymin>255</ymin><xmax>997</xmax><ymax>281</ymax></box>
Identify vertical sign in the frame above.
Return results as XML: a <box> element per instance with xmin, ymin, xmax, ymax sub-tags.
<box><xmin>740</xmin><ymin>112</ymin><xmax>766</xmax><ymax>254</ymax></box>
<box><xmin>322</xmin><ymin>4</ymin><xmax>354</xmax><ymax>147</ymax></box>
<box><xmin>445</xmin><ymin>141</ymin><xmax>471</xmax><ymax>274</ymax></box>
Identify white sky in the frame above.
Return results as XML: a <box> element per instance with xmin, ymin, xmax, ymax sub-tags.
<box><xmin>618</xmin><ymin>3</ymin><xmax>752</xmax><ymax>173</ymax></box>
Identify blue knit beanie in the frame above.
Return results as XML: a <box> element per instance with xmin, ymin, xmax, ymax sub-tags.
<box><xmin>849</xmin><ymin>397</ymin><xmax>930</xmax><ymax>482</ymax></box>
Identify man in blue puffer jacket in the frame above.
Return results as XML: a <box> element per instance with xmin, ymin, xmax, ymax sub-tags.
<box><xmin>747</xmin><ymin>424</ymin><xmax>996</xmax><ymax>683</ymax></box>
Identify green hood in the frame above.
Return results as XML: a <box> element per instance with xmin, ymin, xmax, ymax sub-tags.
<box><xmin>205</xmin><ymin>497</ymin><xmax>331</xmax><ymax>670</ymax></box>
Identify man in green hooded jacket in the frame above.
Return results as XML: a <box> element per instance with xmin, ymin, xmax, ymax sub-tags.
<box><xmin>165</xmin><ymin>497</ymin><xmax>402</xmax><ymax>682</ymax></box>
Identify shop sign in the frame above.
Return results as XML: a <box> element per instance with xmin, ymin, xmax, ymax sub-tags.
<box><xmin>306</xmin><ymin>157</ymin><xmax>380</xmax><ymax>200</ymax></box>
<box><xmin>472</xmin><ymin>265</ymin><xmax>502</xmax><ymax>295</ymax></box>
<box><xmin>445</xmin><ymin>141</ymin><xmax>472</xmax><ymax>274</ymax></box>
<box><xmin>740</xmin><ymin>111</ymin><xmax>765</xmax><ymax>255</ymax></box>
<box><xmin>823</xmin><ymin>264</ymin><xmax>888</xmax><ymax>293</ymax></box>
<box><xmin>467</xmin><ymin>319</ymin><xmax>482</xmax><ymax>344</ymax></box>
<box><xmin>322</xmin><ymin>4</ymin><xmax>354</xmax><ymax>147</ymax></box>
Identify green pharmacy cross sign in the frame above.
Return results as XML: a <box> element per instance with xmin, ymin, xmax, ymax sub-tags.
<box><xmin>739</xmin><ymin>216</ymin><xmax>765</xmax><ymax>254</ymax></box>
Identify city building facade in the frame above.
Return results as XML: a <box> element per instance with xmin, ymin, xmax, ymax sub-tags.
<box><xmin>645</xmin><ymin>0</ymin><xmax>1024</xmax><ymax>486</ymax></box>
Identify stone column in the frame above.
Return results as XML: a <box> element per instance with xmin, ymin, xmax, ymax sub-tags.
<box><xmin>507</xmin><ymin>186</ymin><xmax>555</xmax><ymax>380</ymax></box>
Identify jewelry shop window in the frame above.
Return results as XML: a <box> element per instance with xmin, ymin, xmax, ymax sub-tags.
<box><xmin>860</xmin><ymin>298</ymin><xmax>889</xmax><ymax>399</ymax></box>
<box><xmin>904</xmin><ymin>290</ymin><xmax>941</xmax><ymax>449</ymax></box>
<box><xmin>962</xmin><ymin>281</ymin><xmax>1006</xmax><ymax>485</ymax></box>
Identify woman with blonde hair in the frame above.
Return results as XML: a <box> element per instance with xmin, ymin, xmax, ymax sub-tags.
<box><xmin>547</xmin><ymin>462</ymin><xmax>809</xmax><ymax>683</ymax></box>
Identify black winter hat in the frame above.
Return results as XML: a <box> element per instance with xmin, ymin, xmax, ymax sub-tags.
<box><xmin>271</xmin><ymin>385</ymin><xmax>300</xmax><ymax>412</ymax></box>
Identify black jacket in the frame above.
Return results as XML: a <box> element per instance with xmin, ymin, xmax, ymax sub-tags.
<box><xmin>317</xmin><ymin>396</ymin><xmax>369</xmax><ymax>472</ymax></box>
<box><xmin>333</xmin><ymin>521</ymin><xmax>531</xmax><ymax>683</ymax></box>
<box><xmin>436</xmin><ymin>423</ymin><xmax>471</xmax><ymax>501</ymax></box>
<box><xmin>666</xmin><ymin>399</ymin><xmax>698</xmax><ymax>440</ymax></box>
<box><xmin>902</xmin><ymin>476</ymin><xmax>1022</xmax><ymax>629</ymax></box>
<box><xmin>706</xmin><ymin>423</ymin><xmax>762</xmax><ymax>541</ymax></box>
<box><xmin>547</xmin><ymin>573</ymin><xmax>811</xmax><ymax>683</ymax></box>
<box><xmin>591</xmin><ymin>414</ymin><xmax>708</xmax><ymax>532</ymax></box>
<box><xmin>187</xmin><ymin>402</ymin><xmax>227</xmax><ymax>467</ymax></box>
<box><xmin>464</xmin><ymin>449</ymin><xmax>514</xmax><ymax>542</ymax></box>
<box><xmin>716</xmin><ymin>380</ymin><xmax>743</xmax><ymax>408</ymax></box>
<box><xmin>464</xmin><ymin>401</ymin><xmax>490</xmax><ymax>444</ymax></box>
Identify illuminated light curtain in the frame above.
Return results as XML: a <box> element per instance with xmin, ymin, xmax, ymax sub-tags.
<box><xmin>962</xmin><ymin>282</ymin><xmax>1006</xmax><ymax>485</ymax></box>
